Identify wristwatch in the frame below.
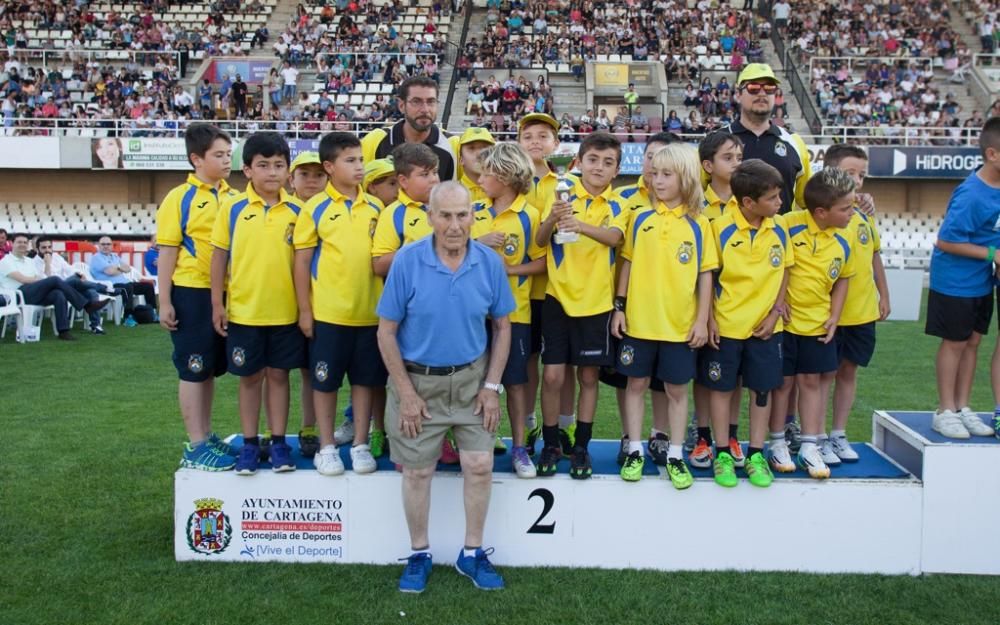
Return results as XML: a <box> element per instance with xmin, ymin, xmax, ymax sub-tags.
<box><xmin>483</xmin><ymin>382</ymin><xmax>503</xmax><ymax>394</ymax></box>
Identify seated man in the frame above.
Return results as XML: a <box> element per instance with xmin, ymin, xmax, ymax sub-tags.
<box><xmin>0</xmin><ymin>233</ymin><xmax>106</xmax><ymax>341</ymax></box>
<box><xmin>35</xmin><ymin>236</ymin><xmax>111</xmax><ymax>334</ymax></box>
<box><xmin>89</xmin><ymin>235</ymin><xmax>157</xmax><ymax>324</ymax></box>
<box><xmin>630</xmin><ymin>106</ymin><xmax>650</xmax><ymax>134</ymax></box>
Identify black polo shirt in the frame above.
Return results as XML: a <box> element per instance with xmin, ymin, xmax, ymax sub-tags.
<box><xmin>723</xmin><ymin>120</ymin><xmax>809</xmax><ymax>214</ymax></box>
<box><xmin>363</xmin><ymin>120</ymin><xmax>457</xmax><ymax>181</ymax></box>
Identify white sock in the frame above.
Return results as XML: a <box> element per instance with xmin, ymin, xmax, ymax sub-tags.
<box><xmin>831</xmin><ymin>429</ymin><xmax>846</xmax><ymax>439</ymax></box>
<box><xmin>769</xmin><ymin>431</ymin><xmax>785</xmax><ymax>442</ymax></box>
<box><xmin>818</xmin><ymin>433</ymin><xmax>829</xmax><ymax>442</ymax></box>
<box><xmin>526</xmin><ymin>412</ymin><xmax>537</xmax><ymax>429</ymax></box>
<box><xmin>559</xmin><ymin>414</ymin><xmax>575</xmax><ymax>428</ymax></box>
<box><xmin>320</xmin><ymin>444</ymin><xmax>337</xmax><ymax>454</ymax></box>
<box><xmin>463</xmin><ymin>547</ymin><xmax>478</xmax><ymax>557</ymax></box>
<box><xmin>800</xmin><ymin>441</ymin><xmax>817</xmax><ymax>454</ymax></box>
<box><xmin>627</xmin><ymin>440</ymin><xmax>643</xmax><ymax>455</ymax></box>
<box><xmin>667</xmin><ymin>443</ymin><xmax>683</xmax><ymax>460</ymax></box>
<box><xmin>413</xmin><ymin>547</ymin><xmax>430</xmax><ymax>556</ymax></box>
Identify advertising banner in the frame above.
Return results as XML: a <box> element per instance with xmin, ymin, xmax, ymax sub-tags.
<box><xmin>868</xmin><ymin>146</ymin><xmax>981</xmax><ymax>179</ymax></box>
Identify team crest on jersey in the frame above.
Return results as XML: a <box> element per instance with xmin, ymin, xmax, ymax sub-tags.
<box><xmin>769</xmin><ymin>244</ymin><xmax>783</xmax><ymax>268</ymax></box>
<box><xmin>232</xmin><ymin>347</ymin><xmax>246</xmax><ymax>367</ymax></box>
<box><xmin>774</xmin><ymin>142</ymin><xmax>787</xmax><ymax>157</ymax></box>
<box><xmin>619</xmin><ymin>344</ymin><xmax>635</xmax><ymax>366</ymax></box>
<box><xmin>369</xmin><ymin>217</ymin><xmax>378</xmax><ymax>238</ymax></box>
<box><xmin>677</xmin><ymin>241</ymin><xmax>694</xmax><ymax>264</ymax></box>
<box><xmin>186</xmin><ymin>498</ymin><xmax>232</xmax><ymax>555</ymax></box>
<box><xmin>187</xmin><ymin>354</ymin><xmax>204</xmax><ymax>373</ymax></box>
<box><xmin>708</xmin><ymin>361</ymin><xmax>722</xmax><ymax>382</ymax></box>
<box><xmin>857</xmin><ymin>222</ymin><xmax>870</xmax><ymax>245</ymax></box>
<box><xmin>285</xmin><ymin>222</ymin><xmax>295</xmax><ymax>245</ymax></box>
<box><xmin>315</xmin><ymin>361</ymin><xmax>329</xmax><ymax>383</ymax></box>
<box><xmin>828</xmin><ymin>257</ymin><xmax>843</xmax><ymax>279</ymax></box>
<box><xmin>503</xmin><ymin>233</ymin><xmax>520</xmax><ymax>257</ymax></box>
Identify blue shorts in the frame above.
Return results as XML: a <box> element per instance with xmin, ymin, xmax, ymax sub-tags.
<box><xmin>698</xmin><ymin>333</ymin><xmax>784</xmax><ymax>393</ymax></box>
<box><xmin>309</xmin><ymin>321</ymin><xmax>388</xmax><ymax>392</ymax></box>
<box><xmin>616</xmin><ymin>335</ymin><xmax>695</xmax><ymax>386</ymax></box>
<box><xmin>600</xmin><ymin>334</ymin><xmax>665</xmax><ymax>391</ymax></box>
<box><xmin>170</xmin><ymin>286</ymin><xmax>226</xmax><ymax>382</ymax></box>
<box><xmin>487</xmin><ymin>321</ymin><xmax>531</xmax><ymax>386</ymax></box>
<box><xmin>530</xmin><ymin>299</ymin><xmax>543</xmax><ymax>354</ymax></box>
<box><xmin>782</xmin><ymin>332</ymin><xmax>838</xmax><ymax>376</ymax></box>
<box><xmin>226</xmin><ymin>322</ymin><xmax>308</xmax><ymax>377</ymax></box>
<box><xmin>836</xmin><ymin>322</ymin><xmax>876</xmax><ymax>367</ymax></box>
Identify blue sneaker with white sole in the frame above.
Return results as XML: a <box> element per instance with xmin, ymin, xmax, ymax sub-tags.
<box><xmin>455</xmin><ymin>547</ymin><xmax>504</xmax><ymax>590</ymax></box>
<box><xmin>235</xmin><ymin>444</ymin><xmax>260</xmax><ymax>475</ymax></box>
<box><xmin>180</xmin><ymin>441</ymin><xmax>236</xmax><ymax>471</ymax></box>
<box><xmin>269</xmin><ymin>442</ymin><xmax>295</xmax><ymax>472</ymax></box>
<box><xmin>398</xmin><ymin>552</ymin><xmax>433</xmax><ymax>593</ymax></box>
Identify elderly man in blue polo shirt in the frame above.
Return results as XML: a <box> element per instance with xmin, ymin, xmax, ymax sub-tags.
<box><xmin>89</xmin><ymin>235</ymin><xmax>157</xmax><ymax>323</ymax></box>
<box><xmin>377</xmin><ymin>181</ymin><xmax>515</xmax><ymax>594</ymax></box>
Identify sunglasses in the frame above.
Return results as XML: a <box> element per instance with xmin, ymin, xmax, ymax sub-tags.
<box><xmin>742</xmin><ymin>83</ymin><xmax>778</xmax><ymax>95</ymax></box>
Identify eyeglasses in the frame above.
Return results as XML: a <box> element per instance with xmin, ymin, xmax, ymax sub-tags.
<box><xmin>742</xmin><ymin>83</ymin><xmax>778</xmax><ymax>95</ymax></box>
<box><xmin>405</xmin><ymin>98</ymin><xmax>439</xmax><ymax>109</ymax></box>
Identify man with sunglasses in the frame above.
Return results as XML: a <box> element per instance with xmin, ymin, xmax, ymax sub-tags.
<box><xmin>723</xmin><ymin>63</ymin><xmax>811</xmax><ymax>215</ymax></box>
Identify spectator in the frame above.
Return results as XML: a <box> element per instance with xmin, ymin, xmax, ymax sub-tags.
<box><xmin>231</xmin><ymin>74</ymin><xmax>248</xmax><ymax>117</ymax></box>
<box><xmin>280</xmin><ymin>61</ymin><xmax>299</xmax><ymax>103</ymax></box>
<box><xmin>34</xmin><ymin>236</ymin><xmax>110</xmax><ymax>333</ymax></box>
<box><xmin>144</xmin><ymin>234</ymin><xmax>159</xmax><ymax>277</ymax></box>
<box><xmin>89</xmin><ymin>235</ymin><xmax>157</xmax><ymax>324</ymax></box>
<box><xmin>0</xmin><ymin>229</ymin><xmax>10</xmax><ymax>260</ymax></box>
<box><xmin>631</xmin><ymin>106</ymin><xmax>649</xmax><ymax>135</ymax></box>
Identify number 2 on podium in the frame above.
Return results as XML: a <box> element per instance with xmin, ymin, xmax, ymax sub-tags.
<box><xmin>527</xmin><ymin>488</ymin><xmax>556</xmax><ymax>534</ymax></box>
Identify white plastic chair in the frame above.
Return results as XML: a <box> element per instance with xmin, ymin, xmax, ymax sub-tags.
<box><xmin>0</xmin><ymin>288</ymin><xmax>23</xmax><ymax>341</ymax></box>
<box><xmin>3</xmin><ymin>290</ymin><xmax>58</xmax><ymax>342</ymax></box>
<box><xmin>72</xmin><ymin>262</ymin><xmax>123</xmax><ymax>325</ymax></box>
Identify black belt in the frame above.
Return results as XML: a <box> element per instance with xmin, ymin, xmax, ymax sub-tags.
<box><xmin>404</xmin><ymin>361</ymin><xmax>474</xmax><ymax>376</ymax></box>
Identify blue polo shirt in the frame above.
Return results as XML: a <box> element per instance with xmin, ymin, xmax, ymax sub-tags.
<box><xmin>377</xmin><ymin>236</ymin><xmax>515</xmax><ymax>367</ymax></box>
<box><xmin>930</xmin><ymin>171</ymin><xmax>1000</xmax><ymax>297</ymax></box>
<box><xmin>89</xmin><ymin>252</ymin><xmax>129</xmax><ymax>284</ymax></box>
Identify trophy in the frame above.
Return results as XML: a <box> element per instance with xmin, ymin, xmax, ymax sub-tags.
<box><xmin>546</xmin><ymin>152</ymin><xmax>578</xmax><ymax>244</ymax></box>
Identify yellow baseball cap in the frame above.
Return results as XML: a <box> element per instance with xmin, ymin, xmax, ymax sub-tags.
<box><xmin>737</xmin><ymin>63</ymin><xmax>780</xmax><ymax>86</ymax></box>
<box><xmin>363</xmin><ymin>158</ymin><xmax>395</xmax><ymax>189</ymax></box>
<box><xmin>290</xmin><ymin>151</ymin><xmax>322</xmax><ymax>173</ymax></box>
<box><xmin>517</xmin><ymin>112</ymin><xmax>560</xmax><ymax>134</ymax></box>
<box><xmin>458</xmin><ymin>127</ymin><xmax>496</xmax><ymax>147</ymax></box>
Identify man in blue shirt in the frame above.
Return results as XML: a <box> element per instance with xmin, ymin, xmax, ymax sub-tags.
<box><xmin>89</xmin><ymin>235</ymin><xmax>156</xmax><ymax>322</ymax></box>
<box><xmin>377</xmin><ymin>181</ymin><xmax>514</xmax><ymax>594</ymax></box>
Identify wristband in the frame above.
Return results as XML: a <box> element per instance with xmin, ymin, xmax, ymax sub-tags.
<box><xmin>988</xmin><ymin>246</ymin><xmax>996</xmax><ymax>263</ymax></box>
<box><xmin>613</xmin><ymin>296</ymin><xmax>627</xmax><ymax>312</ymax></box>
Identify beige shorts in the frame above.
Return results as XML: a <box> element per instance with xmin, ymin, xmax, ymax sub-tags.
<box><xmin>386</xmin><ymin>355</ymin><xmax>494</xmax><ymax>468</ymax></box>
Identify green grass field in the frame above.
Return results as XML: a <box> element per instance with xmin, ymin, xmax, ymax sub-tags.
<box><xmin>4</xmin><ymin>303</ymin><xmax>1000</xmax><ymax>625</ymax></box>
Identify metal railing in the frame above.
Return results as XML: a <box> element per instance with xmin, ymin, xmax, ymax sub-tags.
<box><xmin>808</xmin><ymin>56</ymin><xmax>942</xmax><ymax>78</ymax></box>
<box><xmin>820</xmin><ymin>125</ymin><xmax>981</xmax><ymax>146</ymax></box>
<box><xmin>4</xmin><ymin>48</ymin><xmax>183</xmax><ymax>71</ymax></box>
<box><xmin>0</xmin><ymin>117</ymin><xmax>393</xmax><ymax>139</ymax></box>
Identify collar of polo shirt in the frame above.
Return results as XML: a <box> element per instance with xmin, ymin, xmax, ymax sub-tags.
<box><xmin>803</xmin><ymin>208</ymin><xmax>830</xmax><ymax>236</ymax></box>
<box><xmin>419</xmin><ymin>235</ymin><xmax>480</xmax><ymax>271</ymax></box>
<box><xmin>186</xmin><ymin>173</ymin><xmax>217</xmax><ymax>190</ymax></box>
<box><xmin>654</xmin><ymin>201</ymin><xmax>687</xmax><ymax>217</ymax></box>
<box><xmin>324</xmin><ymin>181</ymin><xmax>364</xmax><ymax>204</ymax></box>
<box><xmin>246</xmin><ymin>182</ymin><xmax>293</xmax><ymax>208</ymax></box>
<box><xmin>570</xmin><ymin>176</ymin><xmax>615</xmax><ymax>203</ymax></box>
<box><xmin>732</xmin><ymin>203</ymin><xmax>777</xmax><ymax>231</ymax></box>
<box><xmin>732</xmin><ymin>118</ymin><xmax>783</xmax><ymax>138</ymax></box>
<box><xmin>397</xmin><ymin>188</ymin><xmax>427</xmax><ymax>210</ymax></box>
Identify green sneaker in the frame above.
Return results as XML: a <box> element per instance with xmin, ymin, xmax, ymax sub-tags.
<box><xmin>370</xmin><ymin>429</ymin><xmax>387</xmax><ymax>458</ymax></box>
<box><xmin>620</xmin><ymin>451</ymin><xmax>644</xmax><ymax>482</ymax></box>
<box><xmin>180</xmin><ymin>441</ymin><xmax>236</xmax><ymax>471</ymax></box>
<box><xmin>494</xmin><ymin>433</ymin><xmax>508</xmax><ymax>455</ymax></box>
<box><xmin>665</xmin><ymin>457</ymin><xmax>693</xmax><ymax>490</ymax></box>
<box><xmin>207</xmin><ymin>432</ymin><xmax>236</xmax><ymax>457</ymax></box>
<box><xmin>745</xmin><ymin>452</ymin><xmax>774</xmax><ymax>488</ymax></box>
<box><xmin>558</xmin><ymin>422</ymin><xmax>576</xmax><ymax>455</ymax></box>
<box><xmin>525</xmin><ymin>424</ymin><xmax>541</xmax><ymax>455</ymax></box>
<box><xmin>713</xmin><ymin>451</ymin><xmax>738</xmax><ymax>488</ymax></box>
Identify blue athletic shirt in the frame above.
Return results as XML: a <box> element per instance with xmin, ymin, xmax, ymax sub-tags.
<box><xmin>930</xmin><ymin>171</ymin><xmax>1000</xmax><ymax>297</ymax></box>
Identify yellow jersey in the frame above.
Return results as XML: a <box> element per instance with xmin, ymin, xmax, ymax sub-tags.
<box><xmin>525</xmin><ymin>167</ymin><xmax>560</xmax><ymax>300</ymax></box>
<box><xmin>703</xmin><ymin>184</ymin><xmax>740</xmax><ymax>222</ymax></box>
<box><xmin>784</xmin><ymin>210</ymin><xmax>857</xmax><ymax>336</ymax></box>
<box><xmin>371</xmin><ymin>189</ymin><xmax>431</xmax><ymax>257</ymax></box>
<box><xmin>839</xmin><ymin>209</ymin><xmax>882</xmax><ymax>326</ymax></box>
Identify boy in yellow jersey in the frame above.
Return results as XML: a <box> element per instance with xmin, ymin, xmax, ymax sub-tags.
<box><xmin>825</xmin><ymin>145</ymin><xmax>892</xmax><ymax>462</ymax></box>
<box><xmin>689</xmin><ymin>130</ymin><xmax>746</xmax><ymax>470</ymax></box>
<box><xmin>534</xmin><ymin>132</ymin><xmax>625</xmax><ymax>479</ymax></box>
<box><xmin>363</xmin><ymin>158</ymin><xmax>399</xmax><ymax>209</ymax></box>
<box><xmin>156</xmin><ymin>123</ymin><xmax>238</xmax><ymax>471</ymax></box>
<box><xmin>451</xmin><ymin>126</ymin><xmax>496</xmax><ymax>203</ymax></box>
<box><xmin>371</xmin><ymin>143</ymin><xmax>441</xmax><ymax>277</ymax></box>
<box><xmin>517</xmin><ymin>112</ymin><xmax>570</xmax><ymax>451</ymax></box>
<box><xmin>210</xmin><ymin>132</ymin><xmax>307</xmax><ymax>476</ymax></box>
<box><xmin>472</xmin><ymin>142</ymin><xmax>547</xmax><ymax>477</ymax></box>
<box><xmin>700</xmin><ymin>159</ymin><xmax>792</xmax><ymax>489</ymax></box>
<box><xmin>769</xmin><ymin>167</ymin><xmax>857</xmax><ymax>479</ymax></box>
<box><xmin>610</xmin><ymin>143</ymin><xmax>717</xmax><ymax>487</ymax></box>
<box><xmin>293</xmin><ymin>132</ymin><xmax>388</xmax><ymax>476</ymax></box>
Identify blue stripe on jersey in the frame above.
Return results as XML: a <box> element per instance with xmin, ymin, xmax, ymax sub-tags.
<box><xmin>179</xmin><ymin>184</ymin><xmax>198</xmax><ymax>258</ymax></box>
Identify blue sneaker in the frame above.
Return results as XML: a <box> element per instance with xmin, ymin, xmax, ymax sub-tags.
<box><xmin>455</xmin><ymin>547</ymin><xmax>504</xmax><ymax>590</ymax></box>
<box><xmin>123</xmin><ymin>315</ymin><xmax>138</xmax><ymax>328</ymax></box>
<box><xmin>269</xmin><ymin>442</ymin><xmax>296</xmax><ymax>472</ymax></box>
<box><xmin>207</xmin><ymin>433</ymin><xmax>236</xmax><ymax>457</ymax></box>
<box><xmin>994</xmin><ymin>411</ymin><xmax>1000</xmax><ymax>439</ymax></box>
<box><xmin>235</xmin><ymin>444</ymin><xmax>260</xmax><ymax>475</ymax></box>
<box><xmin>398</xmin><ymin>552</ymin><xmax>433</xmax><ymax>593</ymax></box>
<box><xmin>180</xmin><ymin>441</ymin><xmax>236</xmax><ymax>471</ymax></box>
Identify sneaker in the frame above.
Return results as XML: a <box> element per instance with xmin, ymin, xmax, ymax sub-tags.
<box><xmin>91</xmin><ymin>325</ymin><xmax>106</xmax><ymax>335</ymax></box>
<box><xmin>207</xmin><ymin>433</ymin><xmax>237</xmax><ymax>457</ymax></box>
<box><xmin>370</xmin><ymin>429</ymin><xmax>387</xmax><ymax>458</ymax></box>
<box><xmin>123</xmin><ymin>314</ymin><xmax>138</xmax><ymax>328</ymax></box>
<box><xmin>298</xmin><ymin>427</ymin><xmax>320</xmax><ymax>458</ymax></box>
<box><xmin>768</xmin><ymin>439</ymin><xmax>796</xmax><ymax>473</ymax></box>
<box><xmin>314</xmin><ymin>445</ymin><xmax>345</xmax><ymax>476</ymax></box>
<box><xmin>269</xmin><ymin>442</ymin><xmax>296</xmax><ymax>472</ymax></box>
<box><xmin>727</xmin><ymin>437</ymin><xmax>745</xmax><ymax>468</ymax></box>
<box><xmin>616</xmin><ymin>436</ymin><xmax>630</xmax><ymax>466</ymax></box>
<box><xmin>784</xmin><ymin>421</ymin><xmax>802</xmax><ymax>452</ymax></box>
<box><xmin>647</xmin><ymin>432</ymin><xmax>669</xmax><ymax>466</ymax></box>
<box><xmin>512</xmin><ymin>446</ymin><xmax>537</xmax><ymax>478</ymax></box>
<box><xmin>180</xmin><ymin>441</ymin><xmax>236</xmax><ymax>471</ymax></box>
<box><xmin>959</xmin><ymin>407</ymin><xmax>994</xmax><ymax>437</ymax></box>
<box><xmin>537</xmin><ymin>446</ymin><xmax>561</xmax><ymax>477</ymax></box>
<box><xmin>689</xmin><ymin>438</ymin><xmax>713</xmax><ymax>469</ymax></box>
<box><xmin>350</xmin><ymin>444</ymin><xmax>377</xmax><ymax>474</ymax></box>
<box><xmin>994</xmin><ymin>412</ymin><xmax>1000</xmax><ymax>439</ymax></box>
<box><xmin>525</xmin><ymin>424</ymin><xmax>541</xmax><ymax>455</ymax></box>
<box><xmin>745</xmin><ymin>452</ymin><xmax>774</xmax><ymax>488</ymax></box>
<box><xmin>558</xmin><ymin>422</ymin><xmax>576</xmax><ymax>455</ymax></box>
<box><xmin>797</xmin><ymin>445</ymin><xmax>831</xmax><ymax>479</ymax></box>
<box><xmin>830</xmin><ymin>434</ymin><xmax>859</xmax><ymax>462</ymax></box>
<box><xmin>683</xmin><ymin>423</ymin><xmax>698</xmax><ymax>453</ymax></box>
<box><xmin>398</xmin><ymin>552</ymin><xmax>433</xmax><ymax>593</ymax></box>
<box><xmin>333</xmin><ymin>419</ymin><xmax>355</xmax><ymax>446</ymax></box>
<box><xmin>818</xmin><ymin>436</ymin><xmax>842</xmax><ymax>467</ymax></box>
<box><xmin>932</xmin><ymin>409</ymin><xmax>970</xmax><ymax>439</ymax></box>
<box><xmin>235</xmin><ymin>444</ymin><xmax>260</xmax><ymax>475</ymax></box>
<box><xmin>494</xmin><ymin>433</ymin><xmax>508</xmax><ymax>455</ymax></box>
<box><xmin>259</xmin><ymin>431</ymin><xmax>272</xmax><ymax>461</ymax></box>
<box><xmin>713</xmin><ymin>451</ymin><xmax>738</xmax><ymax>488</ymax></box>
<box><xmin>440</xmin><ymin>432</ymin><xmax>460</xmax><ymax>464</ymax></box>
<box><xmin>666</xmin><ymin>457</ymin><xmax>694</xmax><ymax>490</ymax></box>
<box><xmin>620</xmin><ymin>451</ymin><xmax>644</xmax><ymax>482</ymax></box>
<box><xmin>455</xmin><ymin>547</ymin><xmax>504</xmax><ymax>590</ymax></box>
<box><xmin>569</xmin><ymin>446</ymin><xmax>592</xmax><ymax>480</ymax></box>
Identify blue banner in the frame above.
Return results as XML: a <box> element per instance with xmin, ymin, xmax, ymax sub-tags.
<box><xmin>868</xmin><ymin>146</ymin><xmax>981</xmax><ymax>179</ymax></box>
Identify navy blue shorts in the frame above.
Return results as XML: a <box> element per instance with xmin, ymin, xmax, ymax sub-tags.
<box><xmin>309</xmin><ymin>321</ymin><xmax>387</xmax><ymax>392</ymax></box>
<box><xmin>170</xmin><ymin>286</ymin><xmax>227</xmax><ymax>382</ymax></box>
<box><xmin>540</xmin><ymin>295</ymin><xmax>613</xmax><ymax>367</ymax></box>
<box><xmin>925</xmin><ymin>289</ymin><xmax>993</xmax><ymax>342</ymax></box>
<box><xmin>782</xmin><ymin>332</ymin><xmax>838</xmax><ymax>376</ymax></box>
<box><xmin>226</xmin><ymin>322</ymin><xmax>308</xmax><ymax>377</ymax></box>
<box><xmin>836</xmin><ymin>322</ymin><xmax>876</xmax><ymax>367</ymax></box>
<box><xmin>616</xmin><ymin>335</ymin><xmax>696</xmax><ymax>386</ymax></box>
<box><xmin>530</xmin><ymin>299</ymin><xmax>543</xmax><ymax>354</ymax></box>
<box><xmin>486</xmin><ymin>321</ymin><xmax>531</xmax><ymax>386</ymax></box>
<box><xmin>698</xmin><ymin>334</ymin><xmax>784</xmax><ymax>392</ymax></box>
<box><xmin>601</xmin><ymin>334</ymin><xmax>665</xmax><ymax>391</ymax></box>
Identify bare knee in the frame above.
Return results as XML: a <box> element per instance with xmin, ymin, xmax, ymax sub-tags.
<box><xmin>459</xmin><ymin>450</ymin><xmax>493</xmax><ymax>476</ymax></box>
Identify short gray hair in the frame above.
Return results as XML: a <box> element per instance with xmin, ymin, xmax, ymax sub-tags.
<box><xmin>428</xmin><ymin>181</ymin><xmax>471</xmax><ymax>212</ymax></box>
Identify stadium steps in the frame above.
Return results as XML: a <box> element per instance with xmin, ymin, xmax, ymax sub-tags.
<box><xmin>267</xmin><ymin>0</ymin><xmax>298</xmax><ymax>40</ymax></box>
<box><xmin>947</xmin><ymin>7</ymin><xmax>994</xmax><ymax>111</ymax></box>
